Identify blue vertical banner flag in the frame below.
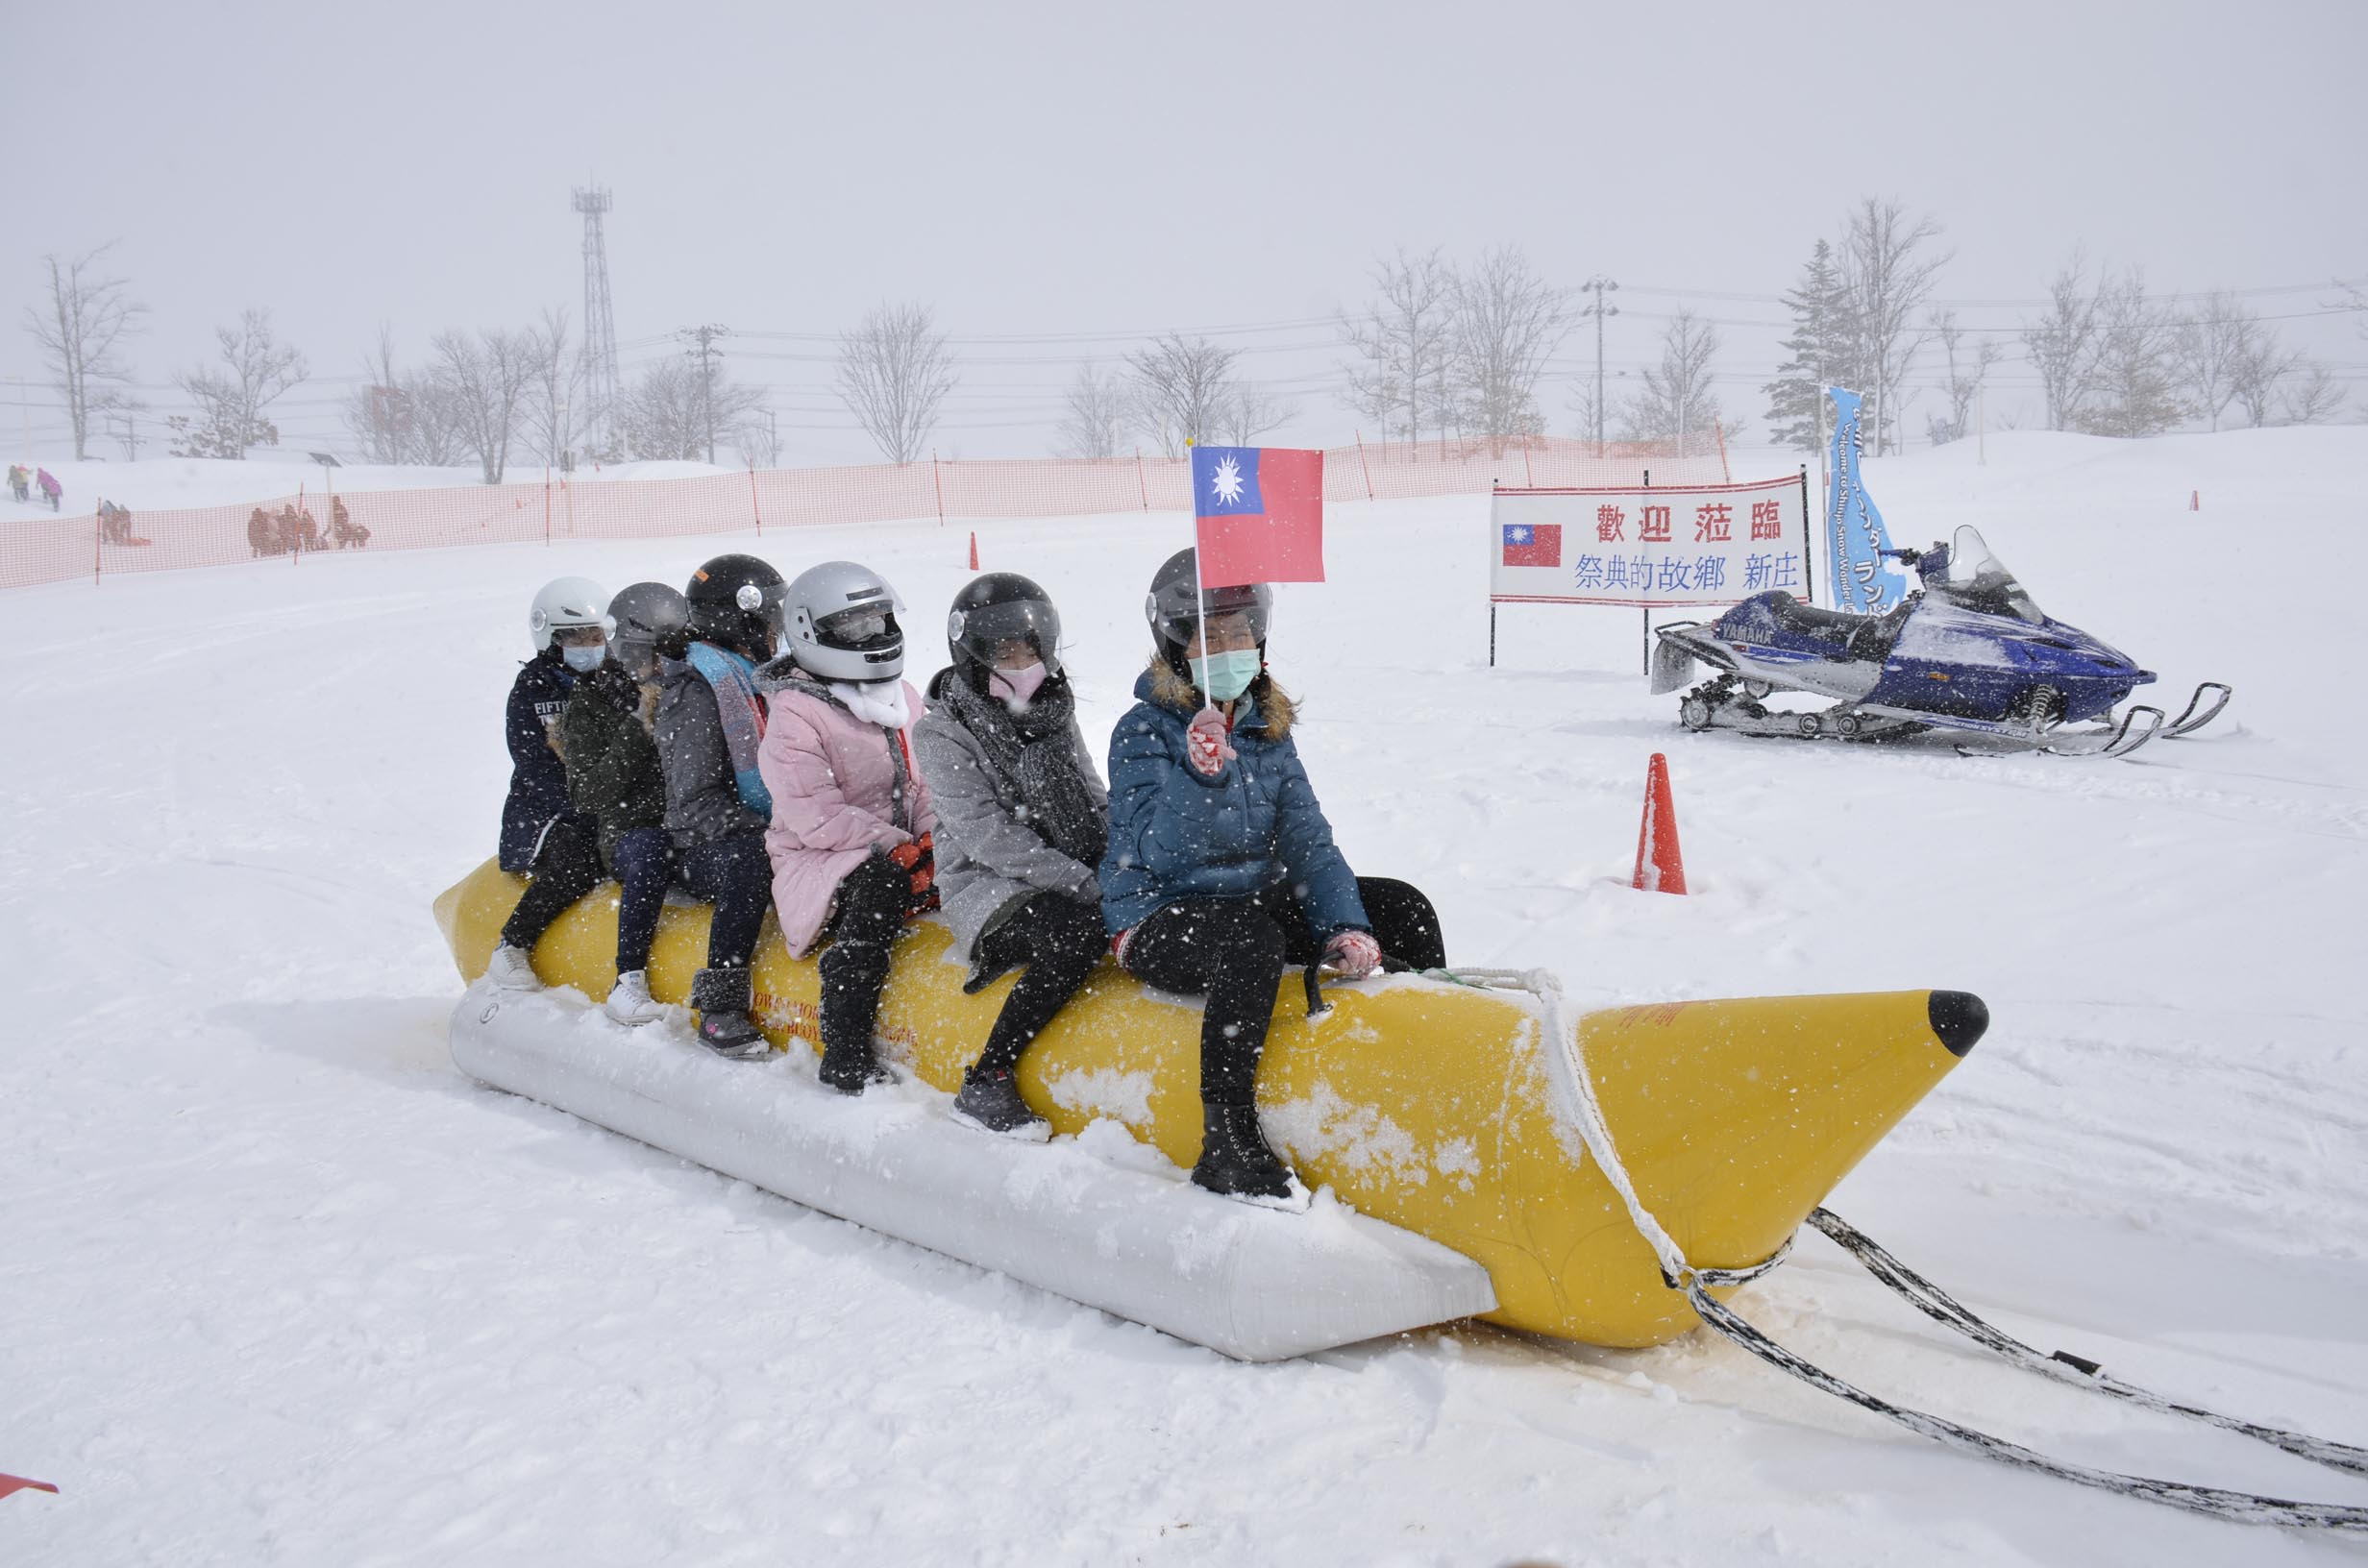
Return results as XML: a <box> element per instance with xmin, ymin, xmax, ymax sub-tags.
<box><xmin>1824</xmin><ymin>387</ymin><xmax>1910</xmax><ymax>613</ymax></box>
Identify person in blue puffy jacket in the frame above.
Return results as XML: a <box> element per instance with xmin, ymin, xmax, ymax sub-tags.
<box><xmin>1100</xmin><ymin>548</ymin><xmax>1444</xmax><ymax>1209</ymax></box>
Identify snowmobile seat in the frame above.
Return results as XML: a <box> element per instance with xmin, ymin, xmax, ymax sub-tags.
<box><xmin>1764</xmin><ymin>593</ymin><xmax>1902</xmax><ymax>662</ymax></box>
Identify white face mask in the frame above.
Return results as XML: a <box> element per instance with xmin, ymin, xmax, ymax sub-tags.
<box><xmin>560</xmin><ymin>643</ymin><xmax>606</xmax><ymax>673</ymax></box>
<box><xmin>989</xmin><ymin>661</ymin><xmax>1048</xmax><ymax>709</ymax></box>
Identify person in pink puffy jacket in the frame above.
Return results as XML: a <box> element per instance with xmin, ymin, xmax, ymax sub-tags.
<box><xmin>754</xmin><ymin>560</ymin><xmax>938</xmax><ymax>1094</ymax></box>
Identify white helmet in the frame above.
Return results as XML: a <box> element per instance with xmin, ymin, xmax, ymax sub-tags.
<box><xmin>783</xmin><ymin>560</ymin><xmax>906</xmax><ymax>683</ymax></box>
<box><xmin>529</xmin><ymin>576</ymin><xmax>608</xmax><ymax>651</ymax></box>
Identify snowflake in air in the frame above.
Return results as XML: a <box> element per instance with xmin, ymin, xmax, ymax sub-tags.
<box><xmin>1210</xmin><ymin>455</ymin><xmax>1245</xmax><ymax>506</ymax></box>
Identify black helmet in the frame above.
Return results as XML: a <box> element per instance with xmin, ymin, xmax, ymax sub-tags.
<box><xmin>684</xmin><ymin>553</ymin><xmax>787</xmax><ymax>659</ymax></box>
<box><xmin>947</xmin><ymin>572</ymin><xmax>1064</xmax><ymax>690</ymax></box>
<box><xmin>604</xmin><ymin>581</ymin><xmax>692</xmax><ymax>679</ymax></box>
<box><xmin>1146</xmin><ymin>548</ymin><xmax>1271</xmax><ymax>672</ymax></box>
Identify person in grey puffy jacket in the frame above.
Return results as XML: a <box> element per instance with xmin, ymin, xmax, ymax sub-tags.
<box><xmin>913</xmin><ymin>574</ymin><xmax>1110</xmax><ymax>1139</ymax></box>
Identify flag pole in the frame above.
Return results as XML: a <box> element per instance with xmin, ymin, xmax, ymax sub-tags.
<box><xmin>1186</xmin><ymin>439</ymin><xmax>1216</xmax><ymax>714</ymax></box>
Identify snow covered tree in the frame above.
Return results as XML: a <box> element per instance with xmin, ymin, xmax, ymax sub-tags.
<box><xmin>2278</xmin><ymin>361</ymin><xmax>2347</xmax><ymax>425</ymax></box>
<box><xmin>1763</xmin><ymin>239</ymin><xmax>1856</xmax><ymax>453</ymax></box>
<box><xmin>432</xmin><ymin>327</ymin><xmax>535</xmax><ymax>483</ymax></box>
<box><xmin>1217</xmin><ymin>380</ymin><xmax>1298</xmax><ymax>446</ymax></box>
<box><xmin>1338</xmin><ymin>246</ymin><xmax>1457</xmax><ymax>449</ymax></box>
<box><xmin>1924</xmin><ymin>310</ymin><xmax>2001</xmax><ymax>446</ymax></box>
<box><xmin>1125</xmin><ymin>333</ymin><xmax>1239</xmax><ymax>456</ymax></box>
<box><xmin>170</xmin><ymin>308</ymin><xmax>305</xmax><ymax>458</ymax></box>
<box><xmin>1446</xmin><ymin>246</ymin><xmax>1566</xmax><ymax>451</ymax></box>
<box><xmin>836</xmin><ymin>302</ymin><xmax>957</xmax><ymax>465</ymax></box>
<box><xmin>1054</xmin><ymin>363</ymin><xmax>1135</xmax><ymax>458</ymax></box>
<box><xmin>1838</xmin><ymin>198</ymin><xmax>1948</xmax><ymax>453</ymax></box>
<box><xmin>616</xmin><ymin>355</ymin><xmax>762</xmax><ymax>461</ymax></box>
<box><xmin>25</xmin><ymin>242</ymin><xmax>146</xmax><ymax>461</ymax></box>
<box><xmin>1619</xmin><ymin>308</ymin><xmax>1734</xmax><ymax>455</ymax></box>
<box><xmin>522</xmin><ymin>307</ymin><xmax>587</xmax><ymax>468</ymax></box>
<box><xmin>2075</xmin><ymin>270</ymin><xmax>2184</xmax><ymax>438</ymax></box>
<box><xmin>2171</xmin><ymin>289</ymin><xmax>2258</xmax><ymax>433</ymax></box>
<box><xmin>2229</xmin><ymin>331</ymin><xmax>2304</xmax><ymax>429</ymax></box>
<box><xmin>2021</xmin><ymin>252</ymin><xmax>2106</xmax><ymax>431</ymax></box>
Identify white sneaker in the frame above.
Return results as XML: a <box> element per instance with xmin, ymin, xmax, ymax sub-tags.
<box><xmin>483</xmin><ymin>943</ymin><xmax>541</xmax><ymax>991</ymax></box>
<box><xmin>604</xmin><ymin>969</ymin><xmax>665</xmax><ymax>1027</ymax></box>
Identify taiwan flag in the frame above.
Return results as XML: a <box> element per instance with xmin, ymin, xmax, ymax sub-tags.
<box><xmin>1501</xmin><ymin>521</ymin><xmax>1561</xmax><ymax>568</ymax></box>
<box><xmin>1193</xmin><ymin>446</ymin><xmax>1325</xmax><ymax>585</ymax></box>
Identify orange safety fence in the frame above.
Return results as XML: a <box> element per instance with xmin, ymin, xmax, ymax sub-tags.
<box><xmin>4</xmin><ymin>436</ymin><xmax>1727</xmax><ymax>592</ymax></box>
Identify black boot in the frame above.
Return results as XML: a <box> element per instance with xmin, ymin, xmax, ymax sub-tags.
<box><xmin>689</xmin><ymin>967</ymin><xmax>769</xmax><ymax>1060</ymax></box>
<box><xmin>1191</xmin><ymin>1101</ymin><xmax>1308</xmax><ymax>1211</ymax></box>
<box><xmin>950</xmin><ymin>1065</ymin><xmax>1050</xmax><ymax>1141</ymax></box>
<box><xmin>818</xmin><ymin>930</ymin><xmax>896</xmax><ymax>1095</ymax></box>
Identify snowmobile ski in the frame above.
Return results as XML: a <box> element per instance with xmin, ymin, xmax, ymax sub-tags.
<box><xmin>2163</xmin><ymin>681</ymin><xmax>2232</xmax><ymax>739</ymax></box>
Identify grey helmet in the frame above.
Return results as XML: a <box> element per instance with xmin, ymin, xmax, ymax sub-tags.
<box><xmin>604</xmin><ymin>581</ymin><xmax>692</xmax><ymax>679</ymax></box>
<box><xmin>1145</xmin><ymin>547</ymin><xmax>1271</xmax><ymax>673</ymax></box>
<box><xmin>783</xmin><ymin>559</ymin><xmax>907</xmax><ymax>683</ymax></box>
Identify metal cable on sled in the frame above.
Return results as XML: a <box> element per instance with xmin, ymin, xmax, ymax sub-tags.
<box><xmin>1454</xmin><ymin>965</ymin><xmax>2368</xmax><ymax>1533</ymax></box>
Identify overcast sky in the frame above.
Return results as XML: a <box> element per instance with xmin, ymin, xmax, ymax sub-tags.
<box><xmin>7</xmin><ymin>0</ymin><xmax>2363</xmax><ymax>463</ymax></box>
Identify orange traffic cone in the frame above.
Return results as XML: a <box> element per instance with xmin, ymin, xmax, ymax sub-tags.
<box><xmin>1631</xmin><ymin>752</ymin><xmax>1688</xmax><ymax>894</ymax></box>
<box><xmin>2190</xmin><ymin>490</ymin><xmax>2200</xmax><ymax>512</ymax></box>
<box><xmin>968</xmin><ymin>530</ymin><xmax>979</xmax><ymax>571</ymax></box>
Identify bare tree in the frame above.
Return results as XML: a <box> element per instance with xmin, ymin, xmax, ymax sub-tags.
<box><xmin>2022</xmin><ymin>251</ymin><xmax>2107</xmax><ymax>431</ymax></box>
<box><xmin>1338</xmin><ymin>246</ymin><xmax>1457</xmax><ymax>449</ymax></box>
<box><xmin>1054</xmin><ymin>363</ymin><xmax>1135</xmax><ymax>458</ymax></box>
<box><xmin>1925</xmin><ymin>310</ymin><xmax>2002</xmax><ymax>445</ymax></box>
<box><xmin>342</xmin><ymin>323</ymin><xmax>410</xmax><ymax>463</ymax></box>
<box><xmin>522</xmin><ymin>306</ymin><xmax>585</xmax><ymax>467</ymax></box>
<box><xmin>2279</xmin><ymin>361</ymin><xmax>2347</xmax><ymax>426</ymax></box>
<box><xmin>836</xmin><ymin>302</ymin><xmax>957</xmax><ymax>464</ymax></box>
<box><xmin>1125</xmin><ymin>333</ymin><xmax>1239</xmax><ymax>456</ymax></box>
<box><xmin>2171</xmin><ymin>289</ymin><xmax>2257</xmax><ymax>432</ymax></box>
<box><xmin>737</xmin><ymin>406</ymin><xmax>783</xmax><ymax>467</ymax></box>
<box><xmin>614</xmin><ymin>356</ymin><xmax>760</xmax><ymax>461</ymax></box>
<box><xmin>1838</xmin><ymin>198</ymin><xmax>1949</xmax><ymax>453</ymax></box>
<box><xmin>24</xmin><ymin>242</ymin><xmax>147</xmax><ymax>461</ymax></box>
<box><xmin>170</xmin><ymin>308</ymin><xmax>306</xmax><ymax>458</ymax></box>
<box><xmin>2077</xmin><ymin>269</ymin><xmax>2184</xmax><ymax>437</ymax></box>
<box><xmin>2229</xmin><ymin>331</ymin><xmax>2305</xmax><ymax>429</ymax></box>
<box><xmin>432</xmin><ymin>327</ymin><xmax>534</xmax><ymax>483</ymax></box>
<box><xmin>1217</xmin><ymin>380</ymin><xmax>1298</xmax><ymax>446</ymax></box>
<box><xmin>1447</xmin><ymin>246</ymin><xmax>1566</xmax><ymax>451</ymax></box>
<box><xmin>1618</xmin><ymin>309</ymin><xmax>1732</xmax><ymax>454</ymax></box>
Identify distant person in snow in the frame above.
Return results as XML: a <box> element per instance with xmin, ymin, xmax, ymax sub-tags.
<box><xmin>753</xmin><ymin>561</ymin><xmax>938</xmax><ymax>1094</ymax></box>
<box><xmin>481</xmin><ymin>576</ymin><xmax>612</xmax><ymax>994</ymax></box>
<box><xmin>330</xmin><ymin>496</ymin><xmax>368</xmax><ymax>549</ymax></box>
<box><xmin>1098</xmin><ymin>548</ymin><xmax>1445</xmax><ymax>1209</ymax></box>
<box><xmin>912</xmin><ymin>573</ymin><xmax>1109</xmax><ymax>1140</ymax></box>
<box><xmin>36</xmin><ymin>468</ymin><xmax>62</xmax><ymax>509</ymax></box>
<box><xmin>247</xmin><ymin>507</ymin><xmax>276</xmax><ymax>556</ymax></box>
<box><xmin>559</xmin><ymin>581</ymin><xmax>693</xmax><ymax>1027</ymax></box>
<box><xmin>7</xmin><ymin>464</ymin><xmax>28</xmax><ymax>502</ymax></box>
<box><xmin>654</xmin><ymin>552</ymin><xmax>792</xmax><ymax>1058</ymax></box>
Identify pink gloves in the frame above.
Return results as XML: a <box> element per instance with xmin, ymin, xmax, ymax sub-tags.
<box><xmin>1322</xmin><ymin>930</ymin><xmax>1382</xmax><ymax>980</ymax></box>
<box><xmin>1184</xmin><ymin>707</ymin><xmax>1237</xmax><ymax>777</ymax></box>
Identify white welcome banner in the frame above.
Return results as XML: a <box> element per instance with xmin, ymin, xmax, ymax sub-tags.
<box><xmin>1491</xmin><ymin>476</ymin><xmax>1813</xmax><ymax>608</ymax></box>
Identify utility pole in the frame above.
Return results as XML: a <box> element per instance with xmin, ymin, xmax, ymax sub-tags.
<box><xmin>678</xmin><ymin>323</ymin><xmax>728</xmax><ymax>464</ymax></box>
<box><xmin>1578</xmin><ymin>278</ymin><xmax>1618</xmax><ymax>452</ymax></box>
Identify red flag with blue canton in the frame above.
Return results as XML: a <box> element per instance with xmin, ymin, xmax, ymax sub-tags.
<box><xmin>1192</xmin><ymin>446</ymin><xmax>1324</xmax><ymax>584</ymax></box>
<box><xmin>1500</xmin><ymin>521</ymin><xmax>1561</xmax><ymax>568</ymax></box>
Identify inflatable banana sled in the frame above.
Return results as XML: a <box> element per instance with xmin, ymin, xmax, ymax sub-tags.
<box><xmin>435</xmin><ymin>858</ymin><xmax>1984</xmax><ymax>1350</ymax></box>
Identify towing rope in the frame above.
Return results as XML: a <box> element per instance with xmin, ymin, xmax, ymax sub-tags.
<box><xmin>1438</xmin><ymin>967</ymin><xmax>2368</xmax><ymax>1533</ymax></box>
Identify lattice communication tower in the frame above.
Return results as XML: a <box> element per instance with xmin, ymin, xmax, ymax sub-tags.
<box><xmin>573</xmin><ymin>185</ymin><xmax>620</xmax><ymax>455</ymax></box>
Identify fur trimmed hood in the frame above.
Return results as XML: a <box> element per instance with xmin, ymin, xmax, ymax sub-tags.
<box><xmin>1144</xmin><ymin>656</ymin><xmax>1296</xmax><ymax>740</ymax></box>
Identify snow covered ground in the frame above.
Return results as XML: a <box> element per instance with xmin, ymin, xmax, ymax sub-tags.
<box><xmin>3</xmin><ymin>428</ymin><xmax>2362</xmax><ymax>1565</ymax></box>
<box><xmin>0</xmin><ymin>453</ymin><xmax>731</xmax><ymax>519</ymax></box>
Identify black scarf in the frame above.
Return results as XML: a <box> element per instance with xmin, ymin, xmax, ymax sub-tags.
<box><xmin>931</xmin><ymin>667</ymin><xmax>1107</xmax><ymax>868</ymax></box>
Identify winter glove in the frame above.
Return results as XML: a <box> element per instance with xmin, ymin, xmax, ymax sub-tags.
<box><xmin>1321</xmin><ymin>930</ymin><xmax>1382</xmax><ymax>980</ymax></box>
<box><xmin>1184</xmin><ymin>707</ymin><xmax>1236</xmax><ymax>777</ymax></box>
<box><xmin>890</xmin><ymin>831</ymin><xmax>938</xmax><ymax>915</ymax></box>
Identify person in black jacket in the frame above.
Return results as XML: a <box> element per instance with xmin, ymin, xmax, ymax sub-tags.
<box><xmin>654</xmin><ymin>553</ymin><xmax>791</xmax><ymax>1058</ymax></box>
<box><xmin>486</xmin><ymin>576</ymin><xmax>612</xmax><ymax>991</ymax></box>
<box><xmin>561</xmin><ymin>582</ymin><xmax>692</xmax><ymax>1026</ymax></box>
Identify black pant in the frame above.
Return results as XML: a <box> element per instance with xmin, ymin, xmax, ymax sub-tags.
<box><xmin>500</xmin><ymin>819</ymin><xmax>604</xmax><ymax>951</ymax></box>
<box><xmin>1120</xmin><ymin>877</ymin><xmax>1443</xmax><ymax>1105</ymax></box>
<box><xmin>818</xmin><ymin>851</ymin><xmax>913</xmax><ymax>1056</ymax></box>
<box><xmin>678</xmin><ymin>832</ymin><xmax>772</xmax><ymax>972</ymax></box>
<box><xmin>609</xmin><ymin>827</ymin><xmax>673</xmax><ymax>974</ymax></box>
<box><xmin>968</xmin><ymin>893</ymin><xmax>1108</xmax><ymax>1077</ymax></box>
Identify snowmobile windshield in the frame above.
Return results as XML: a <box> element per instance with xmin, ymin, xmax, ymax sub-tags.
<box><xmin>1933</xmin><ymin>526</ymin><xmax>2045</xmax><ymax>625</ymax></box>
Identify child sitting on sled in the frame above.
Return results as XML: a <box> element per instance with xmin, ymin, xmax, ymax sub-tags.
<box><xmin>1100</xmin><ymin>549</ymin><xmax>1445</xmax><ymax>1209</ymax></box>
<box><xmin>755</xmin><ymin>561</ymin><xmax>938</xmax><ymax>1095</ymax></box>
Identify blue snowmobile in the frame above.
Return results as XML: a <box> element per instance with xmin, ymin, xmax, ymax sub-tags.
<box><xmin>1649</xmin><ymin>525</ymin><xmax>2230</xmax><ymax>758</ymax></box>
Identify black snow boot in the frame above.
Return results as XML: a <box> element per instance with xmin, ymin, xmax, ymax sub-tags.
<box><xmin>1191</xmin><ymin>1101</ymin><xmax>1307</xmax><ymax>1210</ymax></box>
<box><xmin>950</xmin><ymin>1065</ymin><xmax>1050</xmax><ymax>1141</ymax></box>
<box><xmin>689</xmin><ymin>967</ymin><xmax>769</xmax><ymax>1060</ymax></box>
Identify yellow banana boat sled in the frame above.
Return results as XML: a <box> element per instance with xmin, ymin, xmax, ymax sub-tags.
<box><xmin>434</xmin><ymin>857</ymin><xmax>1983</xmax><ymax>1351</ymax></box>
